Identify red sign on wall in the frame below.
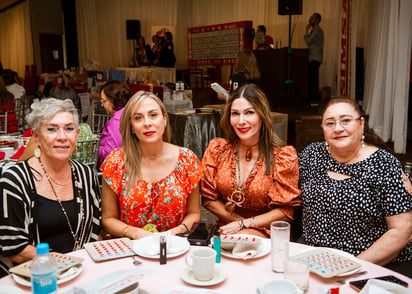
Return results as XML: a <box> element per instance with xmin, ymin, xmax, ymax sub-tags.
<box><xmin>188</xmin><ymin>21</ymin><xmax>254</xmax><ymax>65</ymax></box>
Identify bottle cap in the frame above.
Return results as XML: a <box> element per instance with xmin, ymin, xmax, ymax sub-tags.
<box><xmin>36</xmin><ymin>243</ymin><xmax>50</xmax><ymax>255</ymax></box>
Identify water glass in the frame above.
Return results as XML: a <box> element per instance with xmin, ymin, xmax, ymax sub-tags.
<box><xmin>270</xmin><ymin>221</ymin><xmax>290</xmax><ymax>273</ymax></box>
<box><xmin>284</xmin><ymin>258</ymin><xmax>310</xmax><ymax>292</ymax></box>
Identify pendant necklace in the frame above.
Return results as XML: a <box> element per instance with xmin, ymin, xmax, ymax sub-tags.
<box><xmin>228</xmin><ymin>144</ymin><xmax>259</xmax><ymax>207</ymax></box>
<box><xmin>39</xmin><ymin>157</ymin><xmax>84</xmax><ymax>251</ymax></box>
<box><xmin>240</xmin><ymin>142</ymin><xmax>259</xmax><ymax>162</ymax></box>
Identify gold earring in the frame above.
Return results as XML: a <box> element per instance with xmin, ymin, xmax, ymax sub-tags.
<box><xmin>361</xmin><ymin>134</ymin><xmax>365</xmax><ymax>148</ymax></box>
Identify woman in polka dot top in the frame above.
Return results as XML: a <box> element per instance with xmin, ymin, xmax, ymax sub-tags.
<box><xmin>299</xmin><ymin>97</ymin><xmax>412</xmax><ymax>278</ymax></box>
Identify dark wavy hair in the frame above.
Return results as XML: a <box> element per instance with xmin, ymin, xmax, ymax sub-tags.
<box><xmin>221</xmin><ymin>83</ymin><xmax>285</xmax><ymax>175</ymax></box>
<box><xmin>321</xmin><ymin>97</ymin><xmax>393</xmax><ymax>154</ymax></box>
<box><xmin>100</xmin><ymin>80</ymin><xmax>132</xmax><ymax>111</ymax></box>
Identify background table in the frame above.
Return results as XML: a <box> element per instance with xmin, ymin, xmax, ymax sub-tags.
<box><xmin>168</xmin><ymin>110</ymin><xmax>222</xmax><ymax>160</ymax></box>
<box><xmin>1</xmin><ymin>242</ymin><xmax>410</xmax><ymax>293</ymax></box>
<box><xmin>117</xmin><ymin>67</ymin><xmax>176</xmax><ymax>84</ymax></box>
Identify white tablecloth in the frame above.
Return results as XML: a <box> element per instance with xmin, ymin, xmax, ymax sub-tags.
<box><xmin>1</xmin><ymin>242</ymin><xmax>410</xmax><ymax>293</ymax></box>
<box><xmin>117</xmin><ymin>67</ymin><xmax>176</xmax><ymax>84</ymax></box>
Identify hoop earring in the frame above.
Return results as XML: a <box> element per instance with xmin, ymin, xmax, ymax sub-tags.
<box><xmin>34</xmin><ymin>147</ymin><xmax>41</xmax><ymax>158</ymax></box>
<box><xmin>361</xmin><ymin>134</ymin><xmax>365</xmax><ymax>148</ymax></box>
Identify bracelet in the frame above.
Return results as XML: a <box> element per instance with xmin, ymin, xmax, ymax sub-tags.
<box><xmin>179</xmin><ymin>223</ymin><xmax>189</xmax><ymax>234</ymax></box>
<box><xmin>249</xmin><ymin>217</ymin><xmax>256</xmax><ymax>227</ymax></box>
<box><xmin>121</xmin><ymin>225</ymin><xmax>130</xmax><ymax>237</ymax></box>
<box><xmin>239</xmin><ymin>219</ymin><xmax>247</xmax><ymax>230</ymax></box>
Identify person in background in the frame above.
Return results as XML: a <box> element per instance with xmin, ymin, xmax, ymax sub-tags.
<box><xmin>216</xmin><ymin>49</ymin><xmax>261</xmax><ymax>101</ymax></box>
<box><xmin>304</xmin><ymin>13</ymin><xmax>324</xmax><ymax>103</ymax></box>
<box><xmin>255</xmin><ymin>25</ymin><xmax>274</xmax><ymax>50</ymax></box>
<box><xmin>200</xmin><ymin>84</ymin><xmax>301</xmax><ymax>238</ymax></box>
<box><xmin>50</xmin><ymin>85</ymin><xmax>82</xmax><ymax>118</ymax></box>
<box><xmin>299</xmin><ymin>97</ymin><xmax>412</xmax><ymax>278</ymax></box>
<box><xmin>158</xmin><ymin>32</ymin><xmax>176</xmax><ymax>68</ymax></box>
<box><xmin>101</xmin><ymin>91</ymin><xmax>202</xmax><ymax>239</ymax></box>
<box><xmin>151</xmin><ymin>34</ymin><xmax>162</xmax><ymax>65</ymax></box>
<box><xmin>136</xmin><ymin>36</ymin><xmax>152</xmax><ymax>66</ymax></box>
<box><xmin>97</xmin><ymin>80</ymin><xmax>132</xmax><ymax>167</ymax></box>
<box><xmin>1</xmin><ymin>69</ymin><xmax>25</xmax><ymax>99</ymax></box>
<box><xmin>0</xmin><ymin>98</ymin><xmax>101</xmax><ymax>278</ymax></box>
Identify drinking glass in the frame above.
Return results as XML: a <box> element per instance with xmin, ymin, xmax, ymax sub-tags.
<box><xmin>270</xmin><ymin>221</ymin><xmax>290</xmax><ymax>273</ymax></box>
<box><xmin>284</xmin><ymin>258</ymin><xmax>310</xmax><ymax>292</ymax></box>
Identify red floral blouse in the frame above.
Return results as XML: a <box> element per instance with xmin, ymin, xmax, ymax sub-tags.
<box><xmin>101</xmin><ymin>147</ymin><xmax>202</xmax><ymax>232</ymax></box>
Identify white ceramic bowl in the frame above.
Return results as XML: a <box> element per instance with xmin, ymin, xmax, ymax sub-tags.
<box><xmin>257</xmin><ymin>279</ymin><xmax>300</xmax><ymax>294</ymax></box>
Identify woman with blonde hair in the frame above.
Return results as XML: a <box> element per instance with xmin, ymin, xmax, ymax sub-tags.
<box><xmin>101</xmin><ymin>91</ymin><xmax>202</xmax><ymax>239</ymax></box>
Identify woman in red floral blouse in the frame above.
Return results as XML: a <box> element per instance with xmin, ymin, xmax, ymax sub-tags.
<box><xmin>101</xmin><ymin>91</ymin><xmax>202</xmax><ymax>239</ymax></box>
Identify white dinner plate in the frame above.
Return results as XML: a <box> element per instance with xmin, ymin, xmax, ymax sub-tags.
<box><xmin>0</xmin><ymin>285</ymin><xmax>25</xmax><ymax>294</ymax></box>
<box><xmin>133</xmin><ymin>235</ymin><xmax>190</xmax><ymax>259</ymax></box>
<box><xmin>13</xmin><ymin>263</ymin><xmax>83</xmax><ymax>287</ymax></box>
<box><xmin>293</xmin><ymin>247</ymin><xmax>361</xmax><ymax>277</ymax></box>
<box><xmin>181</xmin><ymin>265</ymin><xmax>226</xmax><ymax>286</ymax></box>
<box><xmin>218</xmin><ymin>234</ymin><xmax>271</xmax><ymax>260</ymax></box>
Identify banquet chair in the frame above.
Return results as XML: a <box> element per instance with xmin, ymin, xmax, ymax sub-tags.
<box><xmin>295</xmin><ymin>115</ymin><xmax>324</xmax><ymax>153</ymax></box>
<box><xmin>71</xmin><ymin>136</ymin><xmax>101</xmax><ymax>170</ymax></box>
<box><xmin>0</xmin><ymin>113</ymin><xmax>7</xmax><ymax>135</ymax></box>
<box><xmin>91</xmin><ymin>112</ymin><xmax>111</xmax><ymax>134</ymax></box>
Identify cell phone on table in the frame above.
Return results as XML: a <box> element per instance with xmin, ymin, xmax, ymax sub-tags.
<box><xmin>349</xmin><ymin>275</ymin><xmax>408</xmax><ymax>292</ymax></box>
<box><xmin>187</xmin><ymin>222</ymin><xmax>216</xmax><ymax>246</ymax></box>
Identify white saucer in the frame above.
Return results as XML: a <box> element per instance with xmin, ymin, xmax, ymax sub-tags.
<box><xmin>13</xmin><ymin>263</ymin><xmax>83</xmax><ymax>287</ymax></box>
<box><xmin>181</xmin><ymin>266</ymin><xmax>226</xmax><ymax>286</ymax></box>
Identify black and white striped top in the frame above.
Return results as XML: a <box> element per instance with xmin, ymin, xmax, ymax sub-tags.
<box><xmin>0</xmin><ymin>160</ymin><xmax>101</xmax><ymax>277</ymax></box>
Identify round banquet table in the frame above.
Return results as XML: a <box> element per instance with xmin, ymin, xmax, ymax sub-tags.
<box><xmin>0</xmin><ymin>242</ymin><xmax>411</xmax><ymax>293</ymax></box>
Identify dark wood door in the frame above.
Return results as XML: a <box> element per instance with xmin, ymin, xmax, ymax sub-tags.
<box><xmin>39</xmin><ymin>33</ymin><xmax>64</xmax><ymax>73</ymax></box>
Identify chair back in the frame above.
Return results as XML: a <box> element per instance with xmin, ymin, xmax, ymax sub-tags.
<box><xmin>71</xmin><ymin>136</ymin><xmax>101</xmax><ymax>170</ymax></box>
<box><xmin>91</xmin><ymin>113</ymin><xmax>111</xmax><ymax>134</ymax></box>
<box><xmin>0</xmin><ymin>113</ymin><xmax>7</xmax><ymax>135</ymax></box>
<box><xmin>295</xmin><ymin>115</ymin><xmax>324</xmax><ymax>153</ymax></box>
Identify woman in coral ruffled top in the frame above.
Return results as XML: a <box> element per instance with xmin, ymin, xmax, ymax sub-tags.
<box><xmin>200</xmin><ymin>84</ymin><xmax>301</xmax><ymax>238</ymax></box>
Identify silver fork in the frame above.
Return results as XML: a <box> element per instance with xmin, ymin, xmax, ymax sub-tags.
<box><xmin>335</xmin><ymin>270</ymin><xmax>367</xmax><ymax>284</ymax></box>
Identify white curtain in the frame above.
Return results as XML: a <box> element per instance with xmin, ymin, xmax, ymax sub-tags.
<box><xmin>363</xmin><ymin>0</ymin><xmax>412</xmax><ymax>153</ymax></box>
<box><xmin>0</xmin><ymin>0</ymin><xmax>34</xmax><ymax>77</ymax></box>
<box><xmin>75</xmin><ymin>0</ymin><xmax>178</xmax><ymax>69</ymax></box>
<box><xmin>76</xmin><ymin>0</ymin><xmax>341</xmax><ymax>95</ymax></box>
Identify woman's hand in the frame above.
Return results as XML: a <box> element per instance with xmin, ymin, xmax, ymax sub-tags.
<box><xmin>219</xmin><ymin>220</ymin><xmax>244</xmax><ymax>235</ymax></box>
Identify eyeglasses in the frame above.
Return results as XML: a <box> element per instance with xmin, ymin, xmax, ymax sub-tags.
<box><xmin>322</xmin><ymin>117</ymin><xmax>361</xmax><ymax>130</ymax></box>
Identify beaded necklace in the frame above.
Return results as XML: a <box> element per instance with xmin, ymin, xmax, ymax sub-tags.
<box><xmin>38</xmin><ymin>157</ymin><xmax>84</xmax><ymax>251</ymax></box>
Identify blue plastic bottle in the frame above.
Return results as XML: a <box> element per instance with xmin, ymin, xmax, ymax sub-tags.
<box><xmin>31</xmin><ymin>243</ymin><xmax>58</xmax><ymax>294</ymax></box>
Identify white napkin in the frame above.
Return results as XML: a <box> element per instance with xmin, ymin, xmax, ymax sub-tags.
<box><xmin>58</xmin><ymin>266</ymin><xmax>80</xmax><ymax>280</ymax></box>
<box><xmin>231</xmin><ymin>242</ymin><xmax>262</xmax><ymax>259</ymax></box>
<box><xmin>359</xmin><ymin>279</ymin><xmax>410</xmax><ymax>294</ymax></box>
<box><xmin>143</xmin><ymin>232</ymin><xmax>182</xmax><ymax>256</ymax></box>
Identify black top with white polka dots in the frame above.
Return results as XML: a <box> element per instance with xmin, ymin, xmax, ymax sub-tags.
<box><xmin>299</xmin><ymin>142</ymin><xmax>412</xmax><ymax>262</ymax></box>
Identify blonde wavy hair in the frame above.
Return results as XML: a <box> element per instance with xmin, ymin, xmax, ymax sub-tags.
<box><xmin>120</xmin><ymin>91</ymin><xmax>171</xmax><ymax>192</ymax></box>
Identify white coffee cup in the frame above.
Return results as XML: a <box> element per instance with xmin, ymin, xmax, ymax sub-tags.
<box><xmin>185</xmin><ymin>247</ymin><xmax>216</xmax><ymax>281</ymax></box>
<box><xmin>256</xmin><ymin>279</ymin><xmax>299</xmax><ymax>294</ymax></box>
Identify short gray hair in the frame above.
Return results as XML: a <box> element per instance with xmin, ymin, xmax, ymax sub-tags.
<box><xmin>27</xmin><ymin>98</ymin><xmax>79</xmax><ymax>133</ymax></box>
